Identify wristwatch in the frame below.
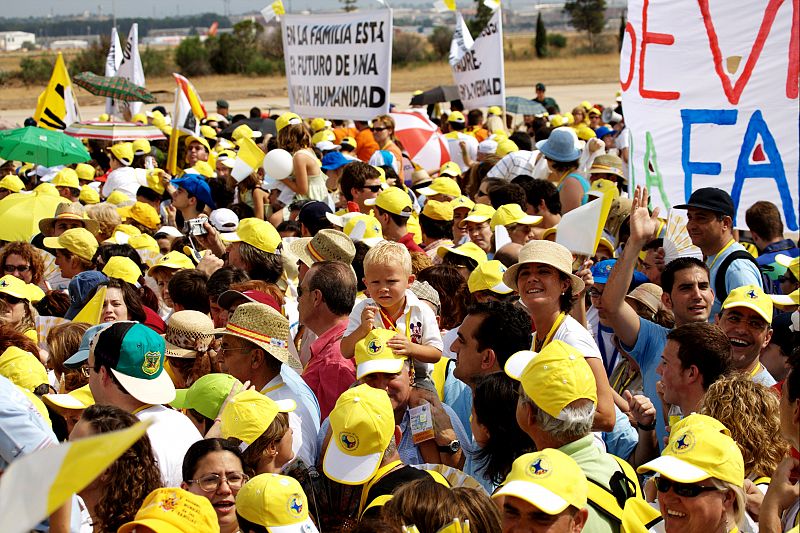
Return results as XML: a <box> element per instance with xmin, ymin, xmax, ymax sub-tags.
<box><xmin>437</xmin><ymin>439</ymin><xmax>461</xmax><ymax>454</ymax></box>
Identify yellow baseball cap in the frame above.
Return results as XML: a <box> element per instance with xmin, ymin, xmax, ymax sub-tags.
<box><xmin>422</xmin><ymin>200</ymin><xmax>454</xmax><ymax>221</ymax></box>
<box><xmin>79</xmin><ymin>185</ymin><xmax>100</xmax><ymax>205</ymax></box>
<box><xmin>542</xmin><ymin>226</ymin><xmax>557</xmax><ymax>241</ymax></box>
<box><xmin>418</xmin><ymin>177</ymin><xmax>461</xmax><ymax>198</ymax></box>
<box><xmin>184</xmin><ymin>135</ymin><xmax>211</xmax><ymax>153</ymax></box>
<box><xmin>109</xmin><ymin>224</ymin><xmax>142</xmax><ymax>243</ymax></box>
<box><xmin>364</xmin><ymin>186</ymin><xmax>413</xmax><ymax>217</ymax></box>
<box><xmin>638</xmin><ymin>413</ymin><xmax>744</xmax><ymax>487</ymax></box>
<box><xmin>108</xmin><ymin>142</ymin><xmax>134</xmax><ymax>166</ymax></box>
<box><xmin>505</xmin><ymin>340</ymin><xmax>597</xmax><ymax>420</ymax></box>
<box><xmin>596</xmin><ymin>237</ymin><xmax>615</xmax><ymax>258</ymax></box>
<box><xmin>436</xmin><ymin>241</ymin><xmax>488</xmax><ymax>266</ymax></box>
<box><xmin>340</xmin><ymin>136</ymin><xmax>357</xmax><ymax>149</ymax></box>
<box><xmin>52</xmin><ymin>168</ymin><xmax>80</xmax><ymax>189</ymax></box>
<box><xmin>776</xmin><ymin>254</ymin><xmax>799</xmax><ymax>279</ymax></box>
<box><xmin>549</xmin><ymin>115</ymin><xmax>566</xmax><ymax>128</ymax></box>
<box><xmin>487</xmin><ymin>106</ymin><xmax>502</xmax><ymax>116</ymax></box>
<box><xmin>147</xmin><ymin>250</ymin><xmax>194</xmax><ymax>276</ymax></box>
<box><xmin>276</xmin><ymin>112</ymin><xmax>302</xmax><ymax>132</ymax></box>
<box><xmin>187</xmin><ymin>160</ymin><xmax>216</xmax><ymax>179</ymax></box>
<box><xmin>102</xmin><ymin>256</ymin><xmax>142</xmax><ymax>286</ymax></box>
<box><xmin>105</xmin><ymin>190</ymin><xmax>130</xmax><ymax>205</ymax></box>
<box><xmin>117</xmin><ymin>201</ymin><xmax>161</xmax><ymax>230</ymax></box>
<box><xmin>355</xmin><ymin>328</ymin><xmax>407</xmax><ymax>379</ymax></box>
<box><xmin>496</xmin><ymin>139</ymin><xmax>519</xmax><ymax>157</ymax></box>
<box><xmin>232</xmin><ymin>124</ymin><xmax>262</xmax><ymax>144</ymax></box>
<box><xmin>220</xmin><ymin>389</ymin><xmax>296</xmax><ymax>446</ymax></box>
<box><xmin>42</xmin><ymin>384</ymin><xmax>95</xmax><ymax>410</ymax></box>
<box><xmin>75</xmin><ymin>163</ymin><xmax>96</xmax><ymax>181</ymax></box>
<box><xmin>311</xmin><ymin>129</ymin><xmax>336</xmax><ymax>145</ymax></box>
<box><xmin>458</xmin><ymin>204</ymin><xmax>495</xmax><ymax>227</ymax></box>
<box><xmin>448</xmin><ymin>111</ymin><xmax>465</xmax><ymax>124</ymax></box>
<box><xmin>43</xmin><ymin>227</ymin><xmax>98</xmax><ymax>262</ymax></box>
<box><xmin>588</xmin><ymin>179</ymin><xmax>620</xmax><ymax>201</ymax></box>
<box><xmin>145</xmin><ymin>168</ymin><xmax>166</xmax><ymax>195</ymax></box>
<box><xmin>118</xmin><ymin>488</ymin><xmax>220</xmax><ymax>533</ymax></box>
<box><xmin>131</xmin><ymin>113</ymin><xmax>147</xmax><ymax>124</ymax></box>
<box><xmin>132</xmin><ymin>138</ymin><xmax>151</xmax><ymax>156</ymax></box>
<box><xmin>343</xmin><ymin>213</ymin><xmax>384</xmax><ymax>247</ymax></box>
<box><xmin>468</xmin><ymin>260</ymin><xmax>513</xmax><ymax>294</ymax></box>
<box><xmin>199</xmin><ymin>125</ymin><xmax>217</xmax><ymax>140</ymax></box>
<box><xmin>236</xmin><ymin>474</ymin><xmax>318</xmax><ymax>532</ymax></box>
<box><xmin>490</xmin><ymin>204</ymin><xmax>542</xmax><ymax>230</ymax></box>
<box><xmin>721</xmin><ymin>284</ymin><xmax>773</xmax><ymax>324</ymax></box>
<box><xmin>220</xmin><ymin>217</ymin><xmax>282</xmax><ymax>254</ymax></box>
<box><xmin>0</xmin><ymin>275</ymin><xmax>46</xmax><ymax>302</ymax></box>
<box><xmin>129</xmin><ymin>233</ymin><xmax>161</xmax><ymax>255</ymax></box>
<box><xmin>450</xmin><ymin>195</ymin><xmax>475</xmax><ymax>212</ymax></box>
<box><xmin>0</xmin><ymin>346</ymin><xmax>48</xmax><ymax>392</ymax></box>
<box><xmin>438</xmin><ymin>161</ymin><xmax>462</xmax><ymax>178</ymax></box>
<box><xmin>493</xmin><ymin>449</ymin><xmax>588</xmax><ymax>514</ymax></box>
<box><xmin>323</xmin><ymin>384</ymin><xmax>396</xmax><ymax>485</ymax></box>
<box><xmin>0</xmin><ymin>174</ymin><xmax>25</xmax><ymax>193</ymax></box>
<box><xmin>310</xmin><ymin>117</ymin><xmax>332</xmax><ymax>132</ymax></box>
<box><xmin>770</xmin><ymin>288</ymin><xmax>799</xmax><ymax>308</ymax></box>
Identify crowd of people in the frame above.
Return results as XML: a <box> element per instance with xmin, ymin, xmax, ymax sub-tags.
<box><xmin>0</xmin><ymin>84</ymin><xmax>798</xmax><ymax>533</ymax></box>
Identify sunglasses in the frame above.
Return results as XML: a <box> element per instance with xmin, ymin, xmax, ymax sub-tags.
<box><xmin>371</xmin><ymin>127</ymin><xmax>389</xmax><ymax>132</ymax></box>
<box><xmin>0</xmin><ymin>293</ymin><xmax>24</xmax><ymax>305</ymax></box>
<box><xmin>655</xmin><ymin>476</ymin><xmax>720</xmax><ymax>497</ymax></box>
<box><xmin>3</xmin><ymin>264</ymin><xmax>31</xmax><ymax>274</ymax></box>
<box><xmin>362</xmin><ymin>185</ymin><xmax>382</xmax><ymax>193</ymax></box>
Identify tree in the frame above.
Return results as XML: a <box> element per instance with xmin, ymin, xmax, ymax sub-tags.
<box><xmin>563</xmin><ymin>0</ymin><xmax>606</xmax><ymax>52</ymax></box>
<box><xmin>175</xmin><ymin>36</ymin><xmax>211</xmax><ymax>76</ymax></box>
<box><xmin>468</xmin><ymin>1</ymin><xmax>494</xmax><ymax>36</ymax></box>
<box><xmin>392</xmin><ymin>32</ymin><xmax>427</xmax><ymax>66</ymax></box>
<box><xmin>339</xmin><ymin>0</ymin><xmax>358</xmax><ymax>12</ymax></box>
<box><xmin>535</xmin><ymin>12</ymin><xmax>548</xmax><ymax>58</ymax></box>
<box><xmin>428</xmin><ymin>26</ymin><xmax>454</xmax><ymax>60</ymax></box>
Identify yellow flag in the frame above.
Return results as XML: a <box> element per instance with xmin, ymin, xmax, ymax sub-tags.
<box><xmin>73</xmin><ymin>285</ymin><xmax>106</xmax><ymax>325</ymax></box>
<box><xmin>434</xmin><ymin>0</ymin><xmax>457</xmax><ymax>12</ymax></box>
<box><xmin>261</xmin><ymin>0</ymin><xmax>285</xmax><ymax>21</ymax></box>
<box><xmin>231</xmin><ymin>136</ymin><xmax>265</xmax><ymax>183</ymax></box>
<box><xmin>33</xmin><ymin>52</ymin><xmax>81</xmax><ymax>131</ymax></box>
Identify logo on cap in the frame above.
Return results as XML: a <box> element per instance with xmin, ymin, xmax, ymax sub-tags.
<box><xmin>0</xmin><ymin>280</ymin><xmax>8</xmax><ymax>287</ymax></box>
<box><xmin>527</xmin><ymin>457</ymin><xmax>551</xmax><ymax>478</ymax></box>
<box><xmin>340</xmin><ymin>432</ymin><xmax>359</xmax><ymax>451</ymax></box>
<box><xmin>747</xmin><ymin>289</ymin><xmax>757</xmax><ymax>299</ymax></box>
<box><xmin>367</xmin><ymin>340</ymin><xmax>381</xmax><ymax>353</ymax></box>
<box><xmin>142</xmin><ymin>351</ymin><xmax>161</xmax><ymax>376</ymax></box>
<box><xmin>159</xmin><ymin>492</ymin><xmax>179</xmax><ymax>511</ymax></box>
<box><xmin>288</xmin><ymin>495</ymin><xmax>304</xmax><ymax>516</ymax></box>
<box><xmin>673</xmin><ymin>431</ymin><xmax>695</xmax><ymax>453</ymax></box>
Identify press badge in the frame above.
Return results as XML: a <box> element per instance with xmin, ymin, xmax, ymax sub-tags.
<box><xmin>409</xmin><ymin>403</ymin><xmax>435</xmax><ymax>444</ymax></box>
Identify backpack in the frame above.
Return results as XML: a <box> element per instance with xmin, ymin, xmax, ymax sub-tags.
<box><xmin>714</xmin><ymin>250</ymin><xmax>763</xmax><ymax>303</ymax></box>
<box><xmin>586</xmin><ymin>455</ymin><xmax>662</xmax><ymax>532</ymax></box>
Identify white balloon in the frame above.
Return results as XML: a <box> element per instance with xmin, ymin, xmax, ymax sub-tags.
<box><xmin>263</xmin><ymin>149</ymin><xmax>294</xmax><ymax>180</ymax></box>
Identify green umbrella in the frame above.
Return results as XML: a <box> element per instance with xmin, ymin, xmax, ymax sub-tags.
<box><xmin>74</xmin><ymin>72</ymin><xmax>156</xmax><ymax>103</ymax></box>
<box><xmin>0</xmin><ymin>126</ymin><xmax>90</xmax><ymax>166</ymax></box>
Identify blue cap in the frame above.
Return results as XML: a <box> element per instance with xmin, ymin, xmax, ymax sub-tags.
<box><xmin>369</xmin><ymin>149</ymin><xmax>395</xmax><ymax>168</ymax></box>
<box><xmin>64</xmin><ymin>271</ymin><xmax>108</xmax><ymax>320</ymax></box>
<box><xmin>64</xmin><ymin>323</ymin><xmax>113</xmax><ymax>368</ymax></box>
<box><xmin>171</xmin><ymin>174</ymin><xmax>216</xmax><ymax>210</ymax></box>
<box><xmin>591</xmin><ymin>259</ymin><xmax>617</xmax><ymax>284</ymax></box>
<box><xmin>321</xmin><ymin>151</ymin><xmax>351</xmax><ymax>171</ymax></box>
<box><xmin>595</xmin><ymin>126</ymin><xmax>615</xmax><ymax>139</ymax></box>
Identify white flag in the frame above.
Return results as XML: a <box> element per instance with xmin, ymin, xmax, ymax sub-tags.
<box><xmin>434</xmin><ymin>0</ymin><xmax>456</xmax><ymax>12</ymax></box>
<box><xmin>483</xmin><ymin>0</ymin><xmax>500</xmax><ymax>10</ymax></box>
<box><xmin>104</xmin><ymin>27</ymin><xmax>123</xmax><ymax>116</ymax></box>
<box><xmin>449</xmin><ymin>12</ymin><xmax>474</xmax><ymax>64</ymax></box>
<box><xmin>113</xmin><ymin>23</ymin><xmax>146</xmax><ymax>118</ymax></box>
<box><xmin>261</xmin><ymin>0</ymin><xmax>285</xmax><ymax>22</ymax></box>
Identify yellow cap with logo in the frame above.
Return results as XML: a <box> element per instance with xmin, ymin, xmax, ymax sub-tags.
<box><xmin>220</xmin><ymin>217</ymin><xmax>283</xmax><ymax>254</ymax></box>
<box><xmin>450</xmin><ymin>195</ymin><xmax>475</xmax><ymax>212</ymax></box>
<box><xmin>108</xmin><ymin>142</ymin><xmax>134</xmax><ymax>166</ymax></box>
<box><xmin>276</xmin><ymin>112</ymin><xmax>303</xmax><ymax>132</ymax></box>
<box><xmin>438</xmin><ymin>161</ymin><xmax>462</xmax><ymax>178</ymax></box>
<box><xmin>132</xmin><ymin>138</ymin><xmax>151</xmax><ymax>156</ymax></box>
<box><xmin>776</xmin><ymin>254</ymin><xmax>799</xmax><ymax>279</ymax></box>
<box><xmin>468</xmin><ymin>260</ymin><xmax>513</xmax><ymax>294</ymax></box>
<box><xmin>364</xmin><ymin>186</ymin><xmax>413</xmax><ymax>217</ymax></box>
<box><xmin>147</xmin><ymin>250</ymin><xmax>194</xmax><ymax>276</ymax></box>
<box><xmin>459</xmin><ymin>203</ymin><xmax>495</xmax><ymax>227</ymax></box>
<box><xmin>118</xmin><ymin>488</ymin><xmax>220</xmax><ymax>533</ymax></box>
<box><xmin>355</xmin><ymin>328</ymin><xmax>407</xmax><ymax>379</ymax></box>
<box><xmin>490</xmin><ymin>204</ymin><xmax>542</xmax><ymax>230</ymax></box>
<box><xmin>311</xmin><ymin>129</ymin><xmax>336</xmax><ymax>145</ymax></box>
<box><xmin>343</xmin><ymin>213</ymin><xmax>384</xmax><ymax>247</ymax></box>
<box><xmin>310</xmin><ymin>117</ymin><xmax>332</xmax><ymax>132</ymax></box>
<box><xmin>721</xmin><ymin>284</ymin><xmax>773</xmax><ymax>324</ymax></box>
<box><xmin>422</xmin><ymin>199</ymin><xmax>454</xmax><ymax>222</ymax></box>
<box><xmin>220</xmin><ymin>389</ymin><xmax>296</xmax><ymax>446</ymax></box>
<box><xmin>0</xmin><ymin>175</ymin><xmax>24</xmax><ymax>193</ymax></box>
<box><xmin>236</xmin><ymin>474</ymin><xmax>319</xmax><ymax>532</ymax></box>
<box><xmin>0</xmin><ymin>275</ymin><xmax>45</xmax><ymax>303</ymax></box>
<box><xmin>105</xmin><ymin>190</ymin><xmax>130</xmax><ymax>205</ymax></box>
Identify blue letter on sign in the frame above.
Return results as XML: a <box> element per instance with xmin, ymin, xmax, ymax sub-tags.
<box><xmin>681</xmin><ymin>109</ymin><xmax>738</xmax><ymax>201</ymax></box>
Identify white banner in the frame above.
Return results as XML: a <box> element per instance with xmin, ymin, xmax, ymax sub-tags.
<box><xmin>449</xmin><ymin>9</ymin><xmax>505</xmax><ymax>109</ymax></box>
<box><xmin>104</xmin><ymin>27</ymin><xmax>122</xmax><ymax>115</ymax></box>
<box><xmin>281</xmin><ymin>10</ymin><xmax>392</xmax><ymax>121</ymax></box>
<box><xmin>112</xmin><ymin>23</ymin><xmax>146</xmax><ymax>118</ymax></box>
<box><xmin>621</xmin><ymin>0</ymin><xmax>798</xmax><ymax>231</ymax></box>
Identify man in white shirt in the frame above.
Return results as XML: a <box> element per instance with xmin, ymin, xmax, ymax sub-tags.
<box><xmin>88</xmin><ymin>321</ymin><xmax>201</xmax><ymax>487</ymax></box>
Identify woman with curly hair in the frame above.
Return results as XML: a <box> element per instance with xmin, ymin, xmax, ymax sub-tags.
<box><xmin>85</xmin><ymin>203</ymin><xmax>122</xmax><ymax>243</ymax></box>
<box><xmin>70</xmin><ymin>404</ymin><xmax>162</xmax><ymax>532</ymax></box>
<box><xmin>277</xmin><ymin>122</ymin><xmax>327</xmax><ymax>201</ymax></box>
<box><xmin>0</xmin><ymin>241</ymin><xmax>46</xmax><ymax>286</ymax></box>
<box><xmin>46</xmin><ymin>321</ymin><xmax>90</xmax><ymax>392</ymax></box>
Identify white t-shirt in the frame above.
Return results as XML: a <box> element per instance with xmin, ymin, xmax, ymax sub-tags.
<box><xmin>534</xmin><ymin>314</ymin><xmax>601</xmax><ymax>359</ymax></box>
<box><xmin>102</xmin><ymin>166</ymin><xmax>146</xmax><ymax>199</ymax></box>
<box><xmin>135</xmin><ymin>404</ymin><xmax>202</xmax><ymax>487</ymax></box>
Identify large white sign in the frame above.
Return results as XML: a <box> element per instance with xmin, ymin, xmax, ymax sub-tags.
<box><xmin>449</xmin><ymin>9</ymin><xmax>505</xmax><ymax>109</ymax></box>
<box><xmin>282</xmin><ymin>10</ymin><xmax>392</xmax><ymax>121</ymax></box>
<box><xmin>621</xmin><ymin>0</ymin><xmax>798</xmax><ymax>231</ymax></box>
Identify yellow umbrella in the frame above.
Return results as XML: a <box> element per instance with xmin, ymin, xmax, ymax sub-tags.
<box><xmin>0</xmin><ymin>191</ymin><xmax>70</xmax><ymax>242</ymax></box>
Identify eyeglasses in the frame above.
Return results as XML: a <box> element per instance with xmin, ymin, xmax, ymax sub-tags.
<box><xmin>3</xmin><ymin>264</ymin><xmax>30</xmax><ymax>274</ymax></box>
<box><xmin>220</xmin><ymin>345</ymin><xmax>250</xmax><ymax>355</ymax></box>
<box><xmin>589</xmin><ymin>289</ymin><xmax>604</xmax><ymax>299</ymax></box>
<box><xmin>476</xmin><ymin>190</ymin><xmax>488</xmax><ymax>197</ymax></box>
<box><xmin>187</xmin><ymin>472</ymin><xmax>249</xmax><ymax>493</ymax></box>
<box><xmin>79</xmin><ymin>365</ymin><xmax>91</xmax><ymax>378</ymax></box>
<box><xmin>371</xmin><ymin>127</ymin><xmax>389</xmax><ymax>132</ymax></box>
<box><xmin>655</xmin><ymin>476</ymin><xmax>720</xmax><ymax>497</ymax></box>
<box><xmin>362</xmin><ymin>185</ymin><xmax>382</xmax><ymax>193</ymax></box>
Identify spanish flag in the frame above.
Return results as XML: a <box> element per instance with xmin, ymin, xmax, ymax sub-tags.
<box><xmin>33</xmin><ymin>52</ymin><xmax>81</xmax><ymax>130</ymax></box>
<box><xmin>0</xmin><ymin>420</ymin><xmax>152</xmax><ymax>533</ymax></box>
<box><xmin>167</xmin><ymin>73</ymin><xmax>207</xmax><ymax>174</ymax></box>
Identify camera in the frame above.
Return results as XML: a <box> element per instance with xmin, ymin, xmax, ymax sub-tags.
<box><xmin>184</xmin><ymin>218</ymin><xmax>207</xmax><ymax>236</ymax></box>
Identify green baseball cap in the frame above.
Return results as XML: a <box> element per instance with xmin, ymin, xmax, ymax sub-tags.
<box><xmin>171</xmin><ymin>373</ymin><xmax>240</xmax><ymax>421</ymax></box>
<box><xmin>93</xmin><ymin>322</ymin><xmax>175</xmax><ymax>405</ymax></box>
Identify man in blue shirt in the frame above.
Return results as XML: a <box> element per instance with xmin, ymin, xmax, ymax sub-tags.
<box><xmin>746</xmin><ymin>200</ymin><xmax>799</xmax><ymax>295</ymax></box>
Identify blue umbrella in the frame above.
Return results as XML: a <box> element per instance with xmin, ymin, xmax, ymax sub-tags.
<box><xmin>0</xmin><ymin>126</ymin><xmax>90</xmax><ymax>166</ymax></box>
<box><xmin>505</xmin><ymin>96</ymin><xmax>547</xmax><ymax>115</ymax></box>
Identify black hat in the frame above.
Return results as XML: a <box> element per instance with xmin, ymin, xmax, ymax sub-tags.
<box><xmin>298</xmin><ymin>201</ymin><xmax>333</xmax><ymax>228</ymax></box>
<box><xmin>535</xmin><ymin>83</ymin><xmax>546</xmax><ymax>91</ymax></box>
<box><xmin>216</xmin><ymin>99</ymin><xmax>230</xmax><ymax>109</ymax></box>
<box><xmin>674</xmin><ymin>187</ymin><xmax>735</xmax><ymax>218</ymax></box>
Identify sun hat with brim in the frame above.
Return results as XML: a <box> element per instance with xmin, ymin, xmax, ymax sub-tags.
<box><xmin>721</xmin><ymin>284</ymin><xmax>773</xmax><ymax>324</ymax></box>
<box><xmin>236</xmin><ymin>473</ymin><xmax>319</xmax><ymax>532</ymax></box>
<box><xmin>163</xmin><ymin>310</ymin><xmax>216</xmax><ymax>358</ymax></box>
<box><xmin>43</xmin><ymin>227</ymin><xmax>99</xmax><ymax>263</ymax></box>
<box><xmin>418</xmin><ymin>177</ymin><xmax>461</xmax><ymax>198</ymax></box>
<box><xmin>0</xmin><ymin>275</ymin><xmax>46</xmax><ymax>303</ymax></box>
<box><xmin>355</xmin><ymin>328</ymin><xmax>408</xmax><ymax>380</ymax></box>
<box><xmin>117</xmin><ymin>487</ymin><xmax>219</xmax><ymax>533</ymax></box>
<box><xmin>64</xmin><ymin>323</ymin><xmax>112</xmax><ymax>368</ymax></box>
<box><xmin>673</xmin><ymin>187</ymin><xmax>735</xmax><ymax>218</ymax></box>
<box><xmin>38</xmin><ymin>202</ymin><xmax>100</xmax><ymax>236</ymax></box>
<box><xmin>171</xmin><ymin>373</ymin><xmax>240</xmax><ymax>421</ymax></box>
<box><xmin>220</xmin><ymin>217</ymin><xmax>282</xmax><ymax>254</ymax></box>
<box><xmin>147</xmin><ymin>251</ymin><xmax>194</xmax><ymax>276</ymax></box>
<box><xmin>503</xmin><ymin>240</ymin><xmax>585</xmax><ymax>294</ymax></box>
<box><xmin>224</xmin><ymin>302</ymin><xmax>301</xmax><ymax>371</ymax></box>
<box><xmin>323</xmin><ymin>384</ymin><xmax>396</xmax><ymax>485</ymax></box>
<box><xmin>450</xmin><ymin>195</ymin><xmax>475</xmax><ymax>212</ymax></box>
<box><xmin>288</xmin><ymin>229</ymin><xmax>357</xmax><ymax>268</ymax></box>
<box><xmin>436</xmin><ymin>242</ymin><xmax>488</xmax><ymax>266</ymax></box>
<box><xmin>0</xmin><ymin>174</ymin><xmax>25</xmax><ymax>193</ymax></box>
<box><xmin>535</xmin><ymin>127</ymin><xmax>581</xmax><ymax>162</ymax></box>
<box><xmin>220</xmin><ymin>389</ymin><xmax>296</xmax><ymax>446</ymax></box>
<box><xmin>458</xmin><ymin>204</ymin><xmax>495</xmax><ymax>228</ymax></box>
<box><xmin>92</xmin><ymin>321</ymin><xmax>175</xmax><ymax>405</ymax></box>
<box><xmin>102</xmin><ymin>256</ymin><xmax>142</xmax><ymax>286</ymax></box>
<box><xmin>504</xmin><ymin>341</ymin><xmax>597</xmax><ymax>421</ymax></box>
<box><xmin>468</xmin><ymin>260</ymin><xmax>513</xmax><ymax>294</ymax></box>
<box><xmin>42</xmin><ymin>384</ymin><xmax>95</xmax><ymax>411</ymax></box>
<box><xmin>625</xmin><ymin>283</ymin><xmax>663</xmax><ymax>316</ymax></box>
<box><xmin>492</xmin><ymin>449</ymin><xmax>588</xmax><ymax>514</ymax></box>
<box><xmin>364</xmin><ymin>187</ymin><xmax>413</xmax><ymax>217</ymax></box>
<box><xmin>589</xmin><ymin>154</ymin><xmax>625</xmax><ymax>180</ymax></box>
<box><xmin>0</xmin><ymin>346</ymin><xmax>48</xmax><ymax>392</ymax></box>
<box><xmin>217</xmin><ymin>289</ymin><xmax>282</xmax><ymax>313</ymax></box>
<box><xmin>490</xmin><ymin>204</ymin><xmax>542</xmax><ymax>230</ymax></box>
<box><xmin>637</xmin><ymin>413</ymin><xmax>744</xmax><ymax>487</ymax></box>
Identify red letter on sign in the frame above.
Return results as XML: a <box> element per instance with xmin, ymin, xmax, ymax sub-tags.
<box><xmin>621</xmin><ymin>22</ymin><xmax>637</xmax><ymax>91</ymax></box>
<box><xmin>639</xmin><ymin>0</ymin><xmax>680</xmax><ymax>100</ymax></box>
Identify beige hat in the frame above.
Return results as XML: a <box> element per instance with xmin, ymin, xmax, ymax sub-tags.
<box><xmin>605</xmin><ymin>198</ymin><xmax>632</xmax><ymax>242</ymax></box>
<box><xmin>626</xmin><ymin>283</ymin><xmax>663</xmax><ymax>316</ymax></box>
<box><xmin>38</xmin><ymin>202</ymin><xmax>100</xmax><ymax>237</ymax></box>
<box><xmin>224</xmin><ymin>302</ymin><xmax>301</xmax><ymax>371</ymax></box>
<box><xmin>287</xmin><ymin>229</ymin><xmax>356</xmax><ymax>268</ymax></box>
<box><xmin>163</xmin><ymin>310</ymin><xmax>216</xmax><ymax>358</ymax></box>
<box><xmin>503</xmin><ymin>240</ymin><xmax>584</xmax><ymax>294</ymax></box>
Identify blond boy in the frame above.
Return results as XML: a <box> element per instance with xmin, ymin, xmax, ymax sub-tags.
<box><xmin>340</xmin><ymin>241</ymin><xmax>442</xmax><ymax>385</ymax></box>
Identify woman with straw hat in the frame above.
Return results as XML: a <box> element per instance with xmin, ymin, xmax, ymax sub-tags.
<box><xmin>502</xmin><ymin>240</ymin><xmax>616</xmax><ymax>431</ymax></box>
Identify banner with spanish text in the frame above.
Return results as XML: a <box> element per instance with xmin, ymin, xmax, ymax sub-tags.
<box><xmin>449</xmin><ymin>9</ymin><xmax>505</xmax><ymax>109</ymax></box>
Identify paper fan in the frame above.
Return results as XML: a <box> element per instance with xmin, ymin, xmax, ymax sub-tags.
<box><xmin>663</xmin><ymin>209</ymin><xmax>703</xmax><ymax>264</ymax></box>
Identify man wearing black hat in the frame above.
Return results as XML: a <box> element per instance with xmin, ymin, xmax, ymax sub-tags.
<box><xmin>216</xmin><ymin>99</ymin><xmax>231</xmax><ymax>121</ymax></box>
<box><xmin>533</xmin><ymin>82</ymin><xmax>560</xmax><ymax>114</ymax></box>
<box><xmin>675</xmin><ymin>187</ymin><xmax>763</xmax><ymax>319</ymax></box>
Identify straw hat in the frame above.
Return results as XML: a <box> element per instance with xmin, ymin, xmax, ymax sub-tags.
<box><xmin>626</xmin><ymin>283</ymin><xmax>663</xmax><ymax>316</ymax></box>
<box><xmin>163</xmin><ymin>310</ymin><xmax>216</xmax><ymax>358</ymax></box>
<box><xmin>287</xmin><ymin>229</ymin><xmax>356</xmax><ymax>268</ymax></box>
<box><xmin>38</xmin><ymin>202</ymin><xmax>99</xmax><ymax>237</ymax></box>
<box><xmin>503</xmin><ymin>240</ymin><xmax>585</xmax><ymax>293</ymax></box>
<box><xmin>224</xmin><ymin>302</ymin><xmax>301</xmax><ymax>371</ymax></box>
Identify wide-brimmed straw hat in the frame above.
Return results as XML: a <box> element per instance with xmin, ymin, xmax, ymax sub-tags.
<box><xmin>38</xmin><ymin>202</ymin><xmax>99</xmax><ymax>237</ymax></box>
<box><xmin>224</xmin><ymin>302</ymin><xmax>301</xmax><ymax>371</ymax></box>
<box><xmin>287</xmin><ymin>229</ymin><xmax>356</xmax><ymax>268</ymax></box>
<box><xmin>503</xmin><ymin>240</ymin><xmax>584</xmax><ymax>294</ymax></box>
<box><xmin>163</xmin><ymin>310</ymin><xmax>216</xmax><ymax>358</ymax></box>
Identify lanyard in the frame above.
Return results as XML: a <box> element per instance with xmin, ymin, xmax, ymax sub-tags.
<box><xmin>707</xmin><ymin>239</ymin><xmax>736</xmax><ymax>271</ymax></box>
<box><xmin>131</xmin><ymin>404</ymin><xmax>153</xmax><ymax>415</ymax></box>
<box><xmin>748</xmin><ymin>362</ymin><xmax>764</xmax><ymax>379</ymax></box>
<box><xmin>610</xmin><ymin>360</ymin><xmax>637</xmax><ymax>393</ymax></box>
<box><xmin>262</xmin><ymin>382</ymin><xmax>285</xmax><ymax>394</ymax></box>
<box><xmin>597</xmin><ymin>324</ymin><xmax>619</xmax><ymax>376</ymax></box>
<box><xmin>378</xmin><ymin>306</ymin><xmax>411</xmax><ymax>338</ymax></box>
<box><xmin>533</xmin><ymin>312</ymin><xmax>566</xmax><ymax>351</ymax></box>
<box><xmin>358</xmin><ymin>459</ymin><xmax>403</xmax><ymax>516</ymax></box>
